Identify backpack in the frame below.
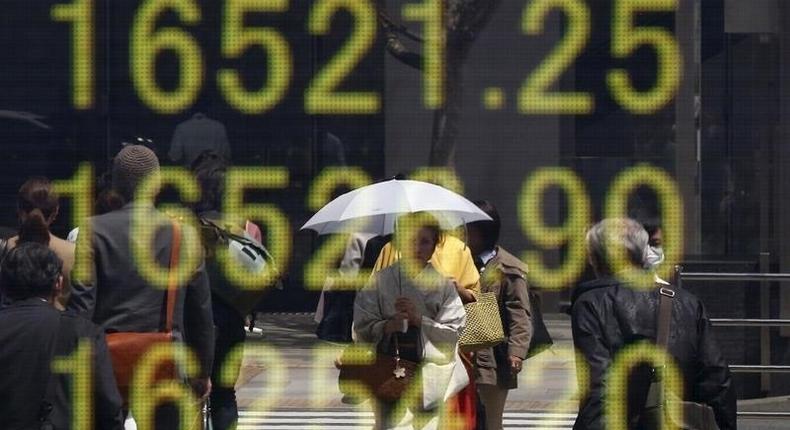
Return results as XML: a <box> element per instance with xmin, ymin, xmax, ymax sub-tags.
<box><xmin>198</xmin><ymin>216</ymin><xmax>281</xmax><ymax>316</ymax></box>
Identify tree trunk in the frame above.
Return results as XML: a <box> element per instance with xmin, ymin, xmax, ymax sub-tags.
<box><xmin>380</xmin><ymin>0</ymin><xmax>502</xmax><ymax>167</ymax></box>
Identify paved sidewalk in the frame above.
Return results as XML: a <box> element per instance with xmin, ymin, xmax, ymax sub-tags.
<box><xmin>236</xmin><ymin>313</ymin><xmax>577</xmax><ymax>412</ymax></box>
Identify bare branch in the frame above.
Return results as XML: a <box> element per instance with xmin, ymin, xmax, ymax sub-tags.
<box><xmin>378</xmin><ymin>10</ymin><xmax>424</xmax><ymax>43</ymax></box>
<box><xmin>377</xmin><ymin>9</ymin><xmax>423</xmax><ymax>70</ymax></box>
<box><xmin>384</xmin><ymin>31</ymin><xmax>423</xmax><ymax>70</ymax></box>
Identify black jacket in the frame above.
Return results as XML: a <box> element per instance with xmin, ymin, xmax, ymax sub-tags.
<box><xmin>570</xmin><ymin>277</ymin><xmax>736</xmax><ymax>430</ymax></box>
<box><xmin>0</xmin><ymin>299</ymin><xmax>123</xmax><ymax>429</ymax></box>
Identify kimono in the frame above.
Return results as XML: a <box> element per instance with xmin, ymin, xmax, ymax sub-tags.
<box><xmin>354</xmin><ymin>262</ymin><xmax>468</xmax><ymax>430</ymax></box>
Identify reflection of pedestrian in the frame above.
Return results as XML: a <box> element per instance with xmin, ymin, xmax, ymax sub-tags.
<box><xmin>5</xmin><ymin>177</ymin><xmax>75</xmax><ymax>309</ymax></box>
<box><xmin>571</xmin><ymin>219</ymin><xmax>736</xmax><ymax>430</ymax></box>
<box><xmin>191</xmin><ymin>151</ymin><xmax>266</xmax><ymax>430</ymax></box>
<box><xmin>0</xmin><ymin>243</ymin><xmax>123</xmax><ymax>429</ymax></box>
<box><xmin>354</xmin><ymin>214</ymin><xmax>468</xmax><ymax>430</ymax></box>
<box><xmin>169</xmin><ymin>113</ymin><xmax>231</xmax><ymax>167</ymax></box>
<box><xmin>466</xmin><ymin>201</ymin><xmax>532</xmax><ymax>430</ymax></box>
<box><xmin>69</xmin><ymin>145</ymin><xmax>214</xmax><ymax>428</ymax></box>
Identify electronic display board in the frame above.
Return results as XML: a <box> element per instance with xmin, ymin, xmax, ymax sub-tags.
<box><xmin>1</xmin><ymin>0</ymin><xmax>787</xmax><ymax>428</ymax></box>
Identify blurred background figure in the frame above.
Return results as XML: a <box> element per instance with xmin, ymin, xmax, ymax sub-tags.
<box><xmin>169</xmin><ymin>113</ymin><xmax>231</xmax><ymax>167</ymax></box>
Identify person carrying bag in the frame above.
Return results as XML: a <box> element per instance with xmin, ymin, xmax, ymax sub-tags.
<box><xmin>106</xmin><ymin>222</ymin><xmax>181</xmax><ymax>406</ymax></box>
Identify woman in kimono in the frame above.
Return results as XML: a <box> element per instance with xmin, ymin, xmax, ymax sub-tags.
<box><xmin>354</xmin><ymin>213</ymin><xmax>468</xmax><ymax>430</ymax></box>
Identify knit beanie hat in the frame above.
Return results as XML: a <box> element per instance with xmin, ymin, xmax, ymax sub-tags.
<box><xmin>113</xmin><ymin>145</ymin><xmax>160</xmax><ymax>200</ymax></box>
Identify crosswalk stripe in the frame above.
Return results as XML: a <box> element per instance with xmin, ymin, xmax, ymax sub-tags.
<box><xmin>239</xmin><ymin>411</ymin><xmax>577</xmax><ymax>418</ymax></box>
<box><xmin>236</xmin><ymin>410</ymin><xmax>576</xmax><ymax>429</ymax></box>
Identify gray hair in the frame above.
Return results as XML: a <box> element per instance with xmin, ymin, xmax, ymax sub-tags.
<box><xmin>586</xmin><ymin>218</ymin><xmax>649</xmax><ymax>277</ymax></box>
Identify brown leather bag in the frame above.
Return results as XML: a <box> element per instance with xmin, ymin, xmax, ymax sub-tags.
<box><xmin>337</xmin><ymin>339</ymin><xmax>419</xmax><ymax>402</ymax></box>
<box><xmin>106</xmin><ymin>222</ymin><xmax>181</xmax><ymax>405</ymax></box>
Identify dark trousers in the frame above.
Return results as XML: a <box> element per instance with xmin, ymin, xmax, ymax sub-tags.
<box><xmin>210</xmin><ymin>298</ymin><xmax>247</xmax><ymax>430</ymax></box>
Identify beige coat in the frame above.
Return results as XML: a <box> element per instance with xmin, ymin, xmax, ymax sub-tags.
<box><xmin>474</xmin><ymin>247</ymin><xmax>532</xmax><ymax>388</ymax></box>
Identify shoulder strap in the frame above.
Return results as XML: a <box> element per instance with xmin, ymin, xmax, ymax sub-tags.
<box><xmin>165</xmin><ymin>222</ymin><xmax>181</xmax><ymax>333</ymax></box>
<box><xmin>642</xmin><ymin>286</ymin><xmax>676</xmax><ymax>413</ymax></box>
<box><xmin>656</xmin><ymin>287</ymin><xmax>675</xmax><ymax>349</ymax></box>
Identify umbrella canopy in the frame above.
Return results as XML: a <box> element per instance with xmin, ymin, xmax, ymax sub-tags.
<box><xmin>301</xmin><ymin>179</ymin><xmax>492</xmax><ymax>235</ymax></box>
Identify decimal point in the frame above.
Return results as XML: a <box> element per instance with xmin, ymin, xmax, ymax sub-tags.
<box><xmin>483</xmin><ymin>87</ymin><xmax>506</xmax><ymax>110</ymax></box>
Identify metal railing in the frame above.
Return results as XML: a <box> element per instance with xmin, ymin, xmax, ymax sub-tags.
<box><xmin>676</xmin><ymin>258</ymin><xmax>790</xmax><ymax>419</ymax></box>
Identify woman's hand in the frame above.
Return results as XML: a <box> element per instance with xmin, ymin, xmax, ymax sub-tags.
<box><xmin>450</xmin><ymin>279</ymin><xmax>476</xmax><ymax>304</ymax></box>
<box><xmin>509</xmin><ymin>356</ymin><xmax>523</xmax><ymax>374</ymax></box>
<box><xmin>395</xmin><ymin>297</ymin><xmax>421</xmax><ymax>327</ymax></box>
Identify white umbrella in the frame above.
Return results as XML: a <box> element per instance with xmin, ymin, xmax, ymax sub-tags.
<box><xmin>301</xmin><ymin>179</ymin><xmax>491</xmax><ymax>235</ymax></box>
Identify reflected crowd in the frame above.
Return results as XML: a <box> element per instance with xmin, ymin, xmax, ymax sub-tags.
<box><xmin>0</xmin><ymin>144</ymin><xmax>735</xmax><ymax>430</ymax></box>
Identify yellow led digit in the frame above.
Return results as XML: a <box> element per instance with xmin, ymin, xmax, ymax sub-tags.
<box><xmin>409</xmin><ymin>167</ymin><xmax>464</xmax><ymax>194</ymax></box>
<box><xmin>604</xmin><ymin>164</ymin><xmax>684</xmax><ymax>289</ymax></box>
<box><xmin>51</xmin><ymin>340</ymin><xmax>93</xmax><ymax>430</ymax></box>
<box><xmin>222</xmin><ymin>167</ymin><xmax>291</xmax><ymax>290</ymax></box>
<box><xmin>607</xmin><ymin>0</ymin><xmax>681</xmax><ymax>114</ymax></box>
<box><xmin>305</xmin><ymin>0</ymin><xmax>380</xmax><ymax>115</ymax></box>
<box><xmin>519</xmin><ymin>167</ymin><xmax>591</xmax><ymax>290</ymax></box>
<box><xmin>129</xmin><ymin>343</ymin><xmax>201</xmax><ymax>430</ymax></box>
<box><xmin>130</xmin><ymin>167</ymin><xmax>203</xmax><ymax>290</ymax></box>
<box><xmin>51</xmin><ymin>0</ymin><xmax>95</xmax><ymax>110</ymax></box>
<box><xmin>53</xmin><ymin>163</ymin><xmax>94</xmax><ymax>283</ymax></box>
<box><xmin>520</xmin><ymin>0</ymin><xmax>594</xmax><ymax>115</ymax></box>
<box><xmin>130</xmin><ymin>0</ymin><xmax>203</xmax><ymax>114</ymax></box>
<box><xmin>218</xmin><ymin>0</ymin><xmax>293</xmax><ymax>114</ymax></box>
<box><xmin>605</xmin><ymin>342</ymin><xmax>684</xmax><ymax>430</ymax></box>
<box><xmin>402</xmin><ymin>0</ymin><xmax>445</xmax><ymax>109</ymax></box>
<box><xmin>303</xmin><ymin>167</ymin><xmax>372</xmax><ymax>291</ymax></box>
<box><xmin>306</xmin><ymin>167</ymin><xmax>372</xmax><ymax>212</ymax></box>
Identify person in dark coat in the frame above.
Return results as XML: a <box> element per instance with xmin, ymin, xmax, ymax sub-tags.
<box><xmin>0</xmin><ymin>243</ymin><xmax>123</xmax><ymax>429</ymax></box>
<box><xmin>466</xmin><ymin>200</ymin><xmax>533</xmax><ymax>430</ymax></box>
<box><xmin>169</xmin><ymin>113</ymin><xmax>231</xmax><ymax>167</ymax></box>
<box><xmin>571</xmin><ymin>218</ymin><xmax>736</xmax><ymax>430</ymax></box>
<box><xmin>69</xmin><ymin>145</ymin><xmax>214</xmax><ymax>426</ymax></box>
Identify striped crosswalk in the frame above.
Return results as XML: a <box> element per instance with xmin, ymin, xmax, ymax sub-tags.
<box><xmin>236</xmin><ymin>410</ymin><xmax>576</xmax><ymax>429</ymax></box>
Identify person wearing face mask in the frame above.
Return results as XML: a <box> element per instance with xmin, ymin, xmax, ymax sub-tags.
<box><xmin>641</xmin><ymin>219</ymin><xmax>668</xmax><ymax>284</ymax></box>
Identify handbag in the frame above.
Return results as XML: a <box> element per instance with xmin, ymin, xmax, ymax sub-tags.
<box><xmin>526</xmin><ymin>290</ymin><xmax>553</xmax><ymax>358</ymax></box>
<box><xmin>458</xmin><ymin>291</ymin><xmax>505</xmax><ymax>351</ymax></box>
<box><xmin>106</xmin><ymin>222</ymin><xmax>181</xmax><ymax>405</ymax></box>
<box><xmin>636</xmin><ymin>287</ymin><xmax>720</xmax><ymax>430</ymax></box>
<box><xmin>337</xmin><ymin>337</ymin><xmax>419</xmax><ymax>402</ymax></box>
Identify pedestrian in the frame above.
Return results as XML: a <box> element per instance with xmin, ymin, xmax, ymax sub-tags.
<box><xmin>191</xmin><ymin>150</ymin><xmax>270</xmax><ymax>430</ymax></box>
<box><xmin>0</xmin><ymin>242</ymin><xmax>123</xmax><ymax>429</ymax></box>
<box><xmin>69</xmin><ymin>144</ymin><xmax>214</xmax><ymax>428</ymax></box>
<box><xmin>1</xmin><ymin>177</ymin><xmax>75</xmax><ymax>309</ymax></box>
<box><xmin>466</xmin><ymin>200</ymin><xmax>533</xmax><ymax>430</ymax></box>
<box><xmin>571</xmin><ymin>218</ymin><xmax>736</xmax><ymax>429</ymax></box>
<box><xmin>371</xmin><ymin>215</ymin><xmax>481</xmax><ymax>429</ymax></box>
<box><xmin>354</xmin><ymin>213</ymin><xmax>468</xmax><ymax>430</ymax></box>
<box><xmin>169</xmin><ymin>113</ymin><xmax>231</xmax><ymax>167</ymax></box>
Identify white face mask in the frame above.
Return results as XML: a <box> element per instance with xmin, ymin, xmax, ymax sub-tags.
<box><xmin>645</xmin><ymin>246</ymin><xmax>665</xmax><ymax>269</ymax></box>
